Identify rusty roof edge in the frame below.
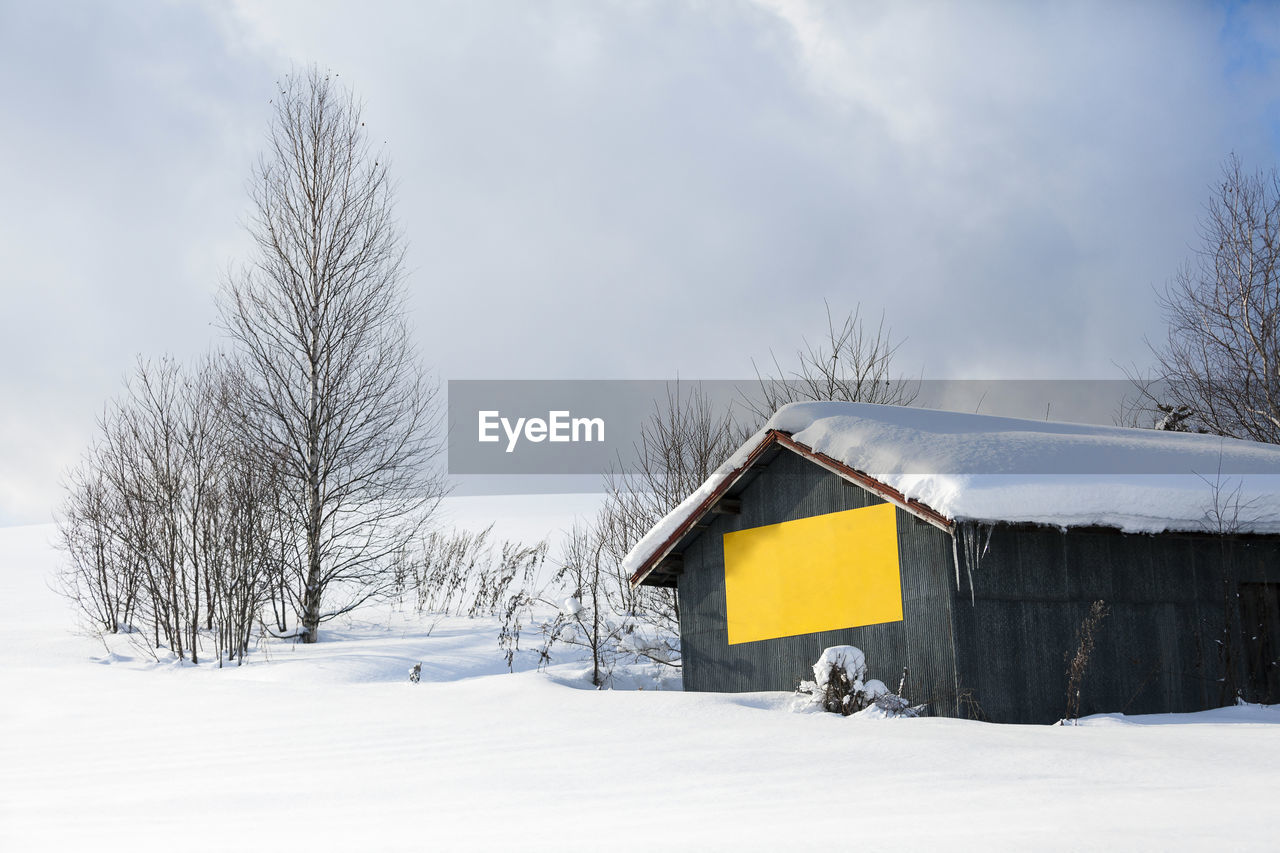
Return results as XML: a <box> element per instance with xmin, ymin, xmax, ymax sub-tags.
<box><xmin>629</xmin><ymin>430</ymin><xmax>956</xmax><ymax>588</ymax></box>
<box><xmin>627</xmin><ymin>430</ymin><xmax>784</xmax><ymax>589</ymax></box>
<box><xmin>770</xmin><ymin>432</ymin><xmax>955</xmax><ymax>533</ymax></box>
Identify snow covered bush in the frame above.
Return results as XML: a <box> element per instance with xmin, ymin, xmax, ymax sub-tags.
<box><xmin>794</xmin><ymin>645</ymin><xmax>922</xmax><ymax>718</ymax></box>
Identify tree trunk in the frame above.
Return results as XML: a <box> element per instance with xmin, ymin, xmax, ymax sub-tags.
<box><xmin>301</xmin><ymin>489</ymin><xmax>323</xmax><ymax>642</ymax></box>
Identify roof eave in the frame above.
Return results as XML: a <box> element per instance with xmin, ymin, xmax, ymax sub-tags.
<box><xmin>628</xmin><ymin>429</ymin><xmax>955</xmax><ymax>588</ymax></box>
<box><xmin>627</xmin><ymin>430</ymin><xmax>781</xmax><ymax>589</ymax></box>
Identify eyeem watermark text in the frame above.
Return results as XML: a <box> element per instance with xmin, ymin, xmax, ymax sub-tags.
<box><xmin>478</xmin><ymin>410</ymin><xmax>605</xmax><ymax>453</ymax></box>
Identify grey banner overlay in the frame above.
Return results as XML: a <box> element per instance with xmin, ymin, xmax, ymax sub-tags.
<box><xmin>448</xmin><ymin>380</ymin><xmax>685</xmax><ymax>476</ymax></box>
<box><xmin>447</xmin><ymin>379</ymin><xmax>1266</xmax><ymax>476</ymax></box>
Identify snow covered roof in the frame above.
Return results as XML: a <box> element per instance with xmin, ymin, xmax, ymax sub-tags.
<box><xmin>627</xmin><ymin>402</ymin><xmax>1280</xmax><ymax>587</ymax></box>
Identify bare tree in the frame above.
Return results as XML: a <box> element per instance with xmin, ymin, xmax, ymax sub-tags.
<box><xmin>596</xmin><ymin>382</ymin><xmax>740</xmax><ymax>655</ymax></box>
<box><xmin>601</xmin><ymin>382</ymin><xmax>739</xmax><ymax>556</ymax></box>
<box><xmin>219</xmin><ymin>67</ymin><xmax>445</xmax><ymax>643</ymax></box>
<box><xmin>112</xmin><ymin>356</ymin><xmax>192</xmax><ymax>659</ymax></box>
<box><xmin>549</xmin><ymin>520</ymin><xmax>617</xmax><ymax>687</ymax></box>
<box><xmin>60</xmin><ymin>362</ymin><xmax>180</xmax><ymax>652</ymax></box>
<box><xmin>741</xmin><ymin>303</ymin><xmax>918</xmax><ymax>427</ymax></box>
<box><xmin>59</xmin><ymin>451</ymin><xmax>140</xmax><ymax>635</ymax></box>
<box><xmin>203</xmin><ymin>360</ymin><xmax>283</xmax><ymax>665</ymax></box>
<box><xmin>58</xmin><ymin>354</ymin><xmax>284</xmax><ymax>665</ymax></box>
<box><xmin>1149</xmin><ymin>154</ymin><xmax>1280</xmax><ymax>443</ymax></box>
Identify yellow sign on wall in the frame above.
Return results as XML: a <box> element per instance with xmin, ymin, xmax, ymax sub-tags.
<box><xmin>722</xmin><ymin>503</ymin><xmax>903</xmax><ymax>645</ymax></box>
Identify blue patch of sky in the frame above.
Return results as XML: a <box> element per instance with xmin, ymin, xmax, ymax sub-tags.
<box><xmin>1217</xmin><ymin>0</ymin><xmax>1280</xmax><ymax>155</ymax></box>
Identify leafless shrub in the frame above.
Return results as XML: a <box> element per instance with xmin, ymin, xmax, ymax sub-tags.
<box><xmin>404</xmin><ymin>524</ymin><xmax>547</xmax><ymax>624</ymax></box>
<box><xmin>740</xmin><ymin>302</ymin><xmax>918</xmax><ymax>430</ymax></box>
<box><xmin>58</xmin><ymin>455</ymin><xmax>140</xmax><ymax>635</ymax></box>
<box><xmin>57</xmin><ymin>355</ymin><xmax>283</xmax><ymax>665</ymax></box>
<box><xmin>499</xmin><ymin>517</ymin><xmax>680</xmax><ymax>687</ymax></box>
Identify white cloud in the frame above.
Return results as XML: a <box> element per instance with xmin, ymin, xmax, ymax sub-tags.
<box><xmin>3</xmin><ymin>0</ymin><xmax>1280</xmax><ymax>522</ymax></box>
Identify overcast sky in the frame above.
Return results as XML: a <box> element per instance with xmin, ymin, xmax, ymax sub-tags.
<box><xmin>3</xmin><ymin>0</ymin><xmax>1280</xmax><ymax>525</ymax></box>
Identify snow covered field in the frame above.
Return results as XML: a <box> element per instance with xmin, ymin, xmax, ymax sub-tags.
<box><xmin>4</xmin><ymin>517</ymin><xmax>1280</xmax><ymax>851</ymax></box>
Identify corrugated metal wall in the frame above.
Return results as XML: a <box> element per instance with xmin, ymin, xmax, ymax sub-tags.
<box><xmin>675</xmin><ymin>446</ymin><xmax>1280</xmax><ymax>723</ymax></box>
<box><xmin>677</xmin><ymin>450</ymin><xmax>960</xmax><ymax>715</ymax></box>
<box><xmin>950</xmin><ymin>524</ymin><xmax>1280</xmax><ymax>723</ymax></box>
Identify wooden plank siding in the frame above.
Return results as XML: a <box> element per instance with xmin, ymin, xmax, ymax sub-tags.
<box><xmin>950</xmin><ymin>525</ymin><xmax>1280</xmax><ymax>723</ymax></box>
<box><xmin>677</xmin><ymin>450</ymin><xmax>961</xmax><ymax>715</ymax></box>
<box><xmin>671</xmin><ymin>443</ymin><xmax>1280</xmax><ymax>723</ymax></box>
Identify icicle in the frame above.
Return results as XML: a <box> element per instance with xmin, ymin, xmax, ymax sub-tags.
<box><xmin>954</xmin><ymin>522</ymin><xmax>992</xmax><ymax>606</ymax></box>
<box><xmin>962</xmin><ymin>532</ymin><xmax>972</xmax><ymax>604</ymax></box>
<box><xmin>964</xmin><ymin>522</ymin><xmax>978</xmax><ymax>605</ymax></box>
<box><xmin>951</xmin><ymin>527</ymin><xmax>962</xmax><ymax>592</ymax></box>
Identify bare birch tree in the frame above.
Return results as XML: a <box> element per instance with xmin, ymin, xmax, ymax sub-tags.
<box><xmin>219</xmin><ymin>68</ymin><xmax>445</xmax><ymax>643</ymax></box>
<box><xmin>1150</xmin><ymin>154</ymin><xmax>1280</xmax><ymax>443</ymax></box>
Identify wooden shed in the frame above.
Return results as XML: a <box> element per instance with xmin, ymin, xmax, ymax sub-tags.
<box><xmin>626</xmin><ymin>402</ymin><xmax>1280</xmax><ymax>723</ymax></box>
